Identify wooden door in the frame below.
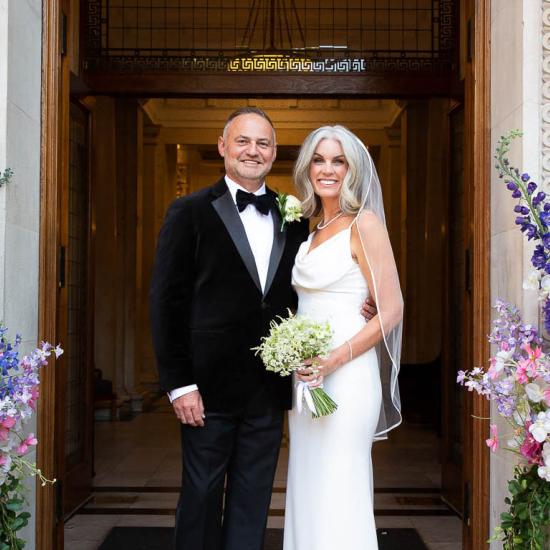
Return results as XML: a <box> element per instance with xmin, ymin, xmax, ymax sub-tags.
<box><xmin>60</xmin><ymin>101</ymin><xmax>94</xmax><ymax>517</ymax></box>
<box><xmin>441</xmin><ymin>105</ymin><xmax>467</xmax><ymax>515</ymax></box>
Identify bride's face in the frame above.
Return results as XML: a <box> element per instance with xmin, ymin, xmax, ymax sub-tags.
<box><xmin>309</xmin><ymin>138</ymin><xmax>349</xmax><ymax>203</ymax></box>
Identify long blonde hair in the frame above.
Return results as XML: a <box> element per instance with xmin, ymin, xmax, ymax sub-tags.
<box><xmin>294</xmin><ymin>125</ymin><xmax>370</xmax><ymax>218</ymax></box>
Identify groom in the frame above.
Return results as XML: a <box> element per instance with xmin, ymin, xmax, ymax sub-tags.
<box><xmin>149</xmin><ymin>107</ymin><xmax>310</xmax><ymax>550</ymax></box>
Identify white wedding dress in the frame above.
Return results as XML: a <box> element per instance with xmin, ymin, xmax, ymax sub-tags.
<box><xmin>283</xmin><ymin>225</ymin><xmax>382</xmax><ymax>550</ymax></box>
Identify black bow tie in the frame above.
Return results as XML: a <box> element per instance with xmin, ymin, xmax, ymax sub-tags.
<box><xmin>236</xmin><ymin>189</ymin><xmax>273</xmax><ymax>216</ymax></box>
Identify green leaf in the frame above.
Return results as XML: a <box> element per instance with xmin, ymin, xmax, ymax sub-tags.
<box><xmin>5</xmin><ymin>499</ymin><xmax>24</xmax><ymax>512</ymax></box>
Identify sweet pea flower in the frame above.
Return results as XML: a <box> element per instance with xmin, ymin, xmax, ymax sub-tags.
<box><xmin>486</xmin><ymin>424</ymin><xmax>499</xmax><ymax>452</ymax></box>
<box><xmin>526</xmin><ymin>382</ymin><xmax>546</xmax><ymax>403</ymax></box>
<box><xmin>521</xmin><ymin>424</ymin><xmax>543</xmax><ymax>463</ymax></box>
<box><xmin>488</xmin><ymin>348</ymin><xmax>513</xmax><ymax>379</ymax></box>
<box><xmin>516</xmin><ymin>362</ymin><xmax>529</xmax><ymax>384</ymax></box>
<box><xmin>529</xmin><ymin>411</ymin><xmax>550</xmax><ymax>443</ymax></box>
<box><xmin>0</xmin><ymin>428</ymin><xmax>9</xmax><ymax>442</ymax></box>
<box><xmin>16</xmin><ymin>433</ymin><xmax>37</xmax><ymax>455</ymax></box>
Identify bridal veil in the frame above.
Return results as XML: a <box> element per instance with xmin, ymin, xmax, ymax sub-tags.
<box><xmin>296</xmin><ymin>125</ymin><xmax>404</xmax><ymax>439</ymax></box>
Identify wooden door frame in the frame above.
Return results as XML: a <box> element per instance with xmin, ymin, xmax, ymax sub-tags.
<box><xmin>463</xmin><ymin>0</ymin><xmax>490</xmax><ymax>548</ymax></box>
<box><xmin>38</xmin><ymin>0</ymin><xmax>70</xmax><ymax>548</ymax></box>
<box><xmin>38</xmin><ymin>2</ymin><xmax>491</xmax><ymax>549</ymax></box>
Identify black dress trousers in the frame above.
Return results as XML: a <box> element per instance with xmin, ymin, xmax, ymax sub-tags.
<box><xmin>174</xmin><ymin>405</ymin><xmax>284</xmax><ymax>550</ymax></box>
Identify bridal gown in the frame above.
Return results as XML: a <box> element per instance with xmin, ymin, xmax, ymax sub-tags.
<box><xmin>283</xmin><ymin>225</ymin><xmax>382</xmax><ymax>550</ymax></box>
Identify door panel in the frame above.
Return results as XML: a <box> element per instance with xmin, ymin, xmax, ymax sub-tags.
<box><xmin>62</xmin><ymin>101</ymin><xmax>94</xmax><ymax>516</ymax></box>
<box><xmin>441</xmin><ymin>105</ymin><xmax>466</xmax><ymax>514</ymax></box>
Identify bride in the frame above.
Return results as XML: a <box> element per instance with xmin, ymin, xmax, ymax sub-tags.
<box><xmin>283</xmin><ymin>126</ymin><xmax>403</xmax><ymax>550</ymax></box>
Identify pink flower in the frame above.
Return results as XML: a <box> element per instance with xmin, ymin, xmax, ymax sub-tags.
<box><xmin>516</xmin><ymin>362</ymin><xmax>529</xmax><ymax>384</ymax></box>
<box><xmin>1</xmin><ymin>417</ymin><xmax>16</xmax><ymax>429</ymax></box>
<box><xmin>17</xmin><ymin>433</ymin><xmax>37</xmax><ymax>455</ymax></box>
<box><xmin>0</xmin><ymin>454</ymin><xmax>9</xmax><ymax>467</ymax></box>
<box><xmin>520</xmin><ymin>423</ymin><xmax>543</xmax><ymax>464</ymax></box>
<box><xmin>544</xmin><ymin>388</ymin><xmax>550</xmax><ymax>406</ymax></box>
<box><xmin>486</xmin><ymin>424</ymin><xmax>499</xmax><ymax>453</ymax></box>
<box><xmin>28</xmin><ymin>387</ymin><xmax>39</xmax><ymax>410</ymax></box>
<box><xmin>521</xmin><ymin>343</ymin><xmax>542</xmax><ymax>376</ymax></box>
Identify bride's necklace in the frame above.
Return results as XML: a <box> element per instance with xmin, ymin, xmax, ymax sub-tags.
<box><xmin>317</xmin><ymin>211</ymin><xmax>344</xmax><ymax>230</ymax></box>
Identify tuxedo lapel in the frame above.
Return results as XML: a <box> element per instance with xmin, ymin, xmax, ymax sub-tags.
<box><xmin>211</xmin><ymin>182</ymin><xmax>263</xmax><ymax>293</ymax></box>
<box><xmin>263</xmin><ymin>207</ymin><xmax>286</xmax><ymax>297</ymax></box>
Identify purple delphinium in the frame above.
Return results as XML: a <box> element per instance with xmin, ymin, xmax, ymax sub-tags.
<box><xmin>496</xmin><ymin>131</ymin><xmax>548</xmax><ymax>267</ymax></box>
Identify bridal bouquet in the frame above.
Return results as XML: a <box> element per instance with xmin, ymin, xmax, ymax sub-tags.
<box><xmin>0</xmin><ymin>327</ymin><xmax>62</xmax><ymax>550</ymax></box>
<box><xmin>253</xmin><ymin>311</ymin><xmax>338</xmax><ymax>417</ymax></box>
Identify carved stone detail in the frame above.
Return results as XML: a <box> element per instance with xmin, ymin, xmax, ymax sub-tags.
<box><xmin>542</xmin><ymin>2</ymin><xmax>550</xmax><ymax>191</ymax></box>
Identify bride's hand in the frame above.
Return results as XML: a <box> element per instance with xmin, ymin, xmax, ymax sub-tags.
<box><xmin>296</xmin><ymin>347</ymin><xmax>349</xmax><ymax>387</ymax></box>
<box><xmin>296</xmin><ymin>359</ymin><xmax>321</xmax><ymax>385</ymax></box>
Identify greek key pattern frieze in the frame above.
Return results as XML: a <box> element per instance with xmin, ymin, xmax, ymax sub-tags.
<box><xmin>82</xmin><ymin>0</ymin><xmax>456</xmax><ymax>75</ymax></box>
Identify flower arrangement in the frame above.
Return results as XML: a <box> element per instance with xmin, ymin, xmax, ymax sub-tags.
<box><xmin>457</xmin><ymin>130</ymin><xmax>550</xmax><ymax>548</ymax></box>
<box><xmin>253</xmin><ymin>311</ymin><xmax>337</xmax><ymax>417</ymax></box>
<box><xmin>495</xmin><ymin>130</ymin><xmax>550</xmax><ymax>332</ymax></box>
<box><xmin>275</xmin><ymin>192</ymin><xmax>303</xmax><ymax>232</ymax></box>
<box><xmin>0</xmin><ymin>327</ymin><xmax>62</xmax><ymax>550</ymax></box>
<box><xmin>458</xmin><ymin>301</ymin><xmax>550</xmax><ymax>548</ymax></box>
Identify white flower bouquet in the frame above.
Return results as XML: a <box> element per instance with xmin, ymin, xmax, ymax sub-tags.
<box><xmin>253</xmin><ymin>311</ymin><xmax>338</xmax><ymax>417</ymax></box>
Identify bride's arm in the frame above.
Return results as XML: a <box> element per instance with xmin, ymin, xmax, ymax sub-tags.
<box><xmin>298</xmin><ymin>212</ymin><xmax>403</xmax><ymax>383</ymax></box>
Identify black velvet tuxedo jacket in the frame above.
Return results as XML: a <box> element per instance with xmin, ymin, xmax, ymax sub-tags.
<box><xmin>149</xmin><ymin>178</ymin><xmax>310</xmax><ymax>412</ymax></box>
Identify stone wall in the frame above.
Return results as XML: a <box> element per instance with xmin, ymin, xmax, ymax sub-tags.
<box><xmin>0</xmin><ymin>0</ymin><xmax>43</xmax><ymax>546</ymax></box>
<box><xmin>490</xmin><ymin>0</ymin><xmax>542</xmax><ymax>542</ymax></box>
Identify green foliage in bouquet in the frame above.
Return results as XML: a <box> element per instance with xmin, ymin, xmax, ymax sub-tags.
<box><xmin>0</xmin><ymin>477</ymin><xmax>31</xmax><ymax>550</ymax></box>
<box><xmin>492</xmin><ymin>465</ymin><xmax>550</xmax><ymax>550</ymax></box>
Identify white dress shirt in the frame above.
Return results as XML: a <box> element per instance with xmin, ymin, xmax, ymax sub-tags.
<box><xmin>168</xmin><ymin>176</ymin><xmax>275</xmax><ymax>403</ymax></box>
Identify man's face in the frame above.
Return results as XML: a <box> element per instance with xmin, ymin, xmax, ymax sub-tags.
<box><xmin>218</xmin><ymin>114</ymin><xmax>277</xmax><ymax>190</ymax></box>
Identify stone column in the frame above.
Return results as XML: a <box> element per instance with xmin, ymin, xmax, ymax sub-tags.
<box><xmin>489</xmin><ymin>1</ymin><xmax>542</xmax><ymax>542</ymax></box>
<box><xmin>112</xmin><ymin>99</ymin><xmax>142</xmax><ymax>411</ymax></box>
<box><xmin>0</xmin><ymin>0</ymin><xmax>43</xmax><ymax>545</ymax></box>
<box><xmin>137</xmin><ymin>123</ymin><xmax>163</xmax><ymax>397</ymax></box>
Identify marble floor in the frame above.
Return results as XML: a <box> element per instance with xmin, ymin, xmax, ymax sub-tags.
<box><xmin>65</xmin><ymin>400</ymin><xmax>462</xmax><ymax>550</ymax></box>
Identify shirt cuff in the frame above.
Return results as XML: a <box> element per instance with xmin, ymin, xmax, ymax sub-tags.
<box><xmin>168</xmin><ymin>384</ymin><xmax>198</xmax><ymax>403</ymax></box>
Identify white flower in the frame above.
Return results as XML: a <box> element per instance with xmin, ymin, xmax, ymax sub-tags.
<box><xmin>538</xmin><ymin>465</ymin><xmax>550</xmax><ymax>481</ymax></box>
<box><xmin>523</xmin><ymin>270</ymin><xmax>541</xmax><ymax>290</ymax></box>
<box><xmin>542</xmin><ymin>441</ymin><xmax>550</xmax><ymax>465</ymax></box>
<box><xmin>529</xmin><ymin>411</ymin><xmax>550</xmax><ymax>442</ymax></box>
<box><xmin>541</xmin><ymin>275</ymin><xmax>550</xmax><ymax>299</ymax></box>
<box><xmin>526</xmin><ymin>382</ymin><xmax>546</xmax><ymax>403</ymax></box>
<box><xmin>285</xmin><ymin>194</ymin><xmax>301</xmax><ymax>212</ymax></box>
<box><xmin>276</xmin><ymin>193</ymin><xmax>303</xmax><ymax>231</ymax></box>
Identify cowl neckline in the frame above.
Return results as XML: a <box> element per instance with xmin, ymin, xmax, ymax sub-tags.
<box><xmin>293</xmin><ymin>226</ymin><xmax>360</xmax><ymax>291</ymax></box>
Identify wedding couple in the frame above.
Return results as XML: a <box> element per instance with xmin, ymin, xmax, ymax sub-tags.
<box><xmin>149</xmin><ymin>107</ymin><xmax>403</xmax><ymax>550</ymax></box>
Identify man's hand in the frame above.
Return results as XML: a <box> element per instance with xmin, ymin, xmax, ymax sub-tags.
<box><xmin>173</xmin><ymin>390</ymin><xmax>205</xmax><ymax>427</ymax></box>
<box><xmin>361</xmin><ymin>295</ymin><xmax>377</xmax><ymax>321</ymax></box>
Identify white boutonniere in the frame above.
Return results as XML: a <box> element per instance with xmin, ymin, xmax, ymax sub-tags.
<box><xmin>276</xmin><ymin>192</ymin><xmax>303</xmax><ymax>232</ymax></box>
